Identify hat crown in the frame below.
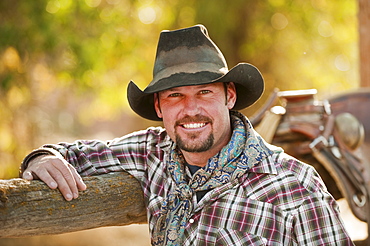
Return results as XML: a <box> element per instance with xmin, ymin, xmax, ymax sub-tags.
<box><xmin>150</xmin><ymin>25</ymin><xmax>228</xmax><ymax>89</ymax></box>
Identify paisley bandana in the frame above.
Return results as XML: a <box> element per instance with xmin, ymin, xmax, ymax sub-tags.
<box><xmin>153</xmin><ymin>111</ymin><xmax>271</xmax><ymax>245</ymax></box>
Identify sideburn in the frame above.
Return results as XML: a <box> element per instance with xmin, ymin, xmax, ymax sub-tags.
<box><xmin>223</xmin><ymin>82</ymin><xmax>230</xmax><ymax>105</ymax></box>
<box><xmin>155</xmin><ymin>93</ymin><xmax>162</xmax><ymax>114</ymax></box>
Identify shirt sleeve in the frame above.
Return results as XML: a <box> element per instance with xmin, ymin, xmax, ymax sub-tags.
<box><xmin>21</xmin><ymin>127</ymin><xmax>167</xmax><ymax>182</ymax></box>
<box><xmin>293</xmin><ymin>175</ymin><xmax>355</xmax><ymax>245</ymax></box>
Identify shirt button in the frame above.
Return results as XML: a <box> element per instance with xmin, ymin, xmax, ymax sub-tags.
<box><xmin>189</xmin><ymin>219</ymin><xmax>194</xmax><ymax>224</ymax></box>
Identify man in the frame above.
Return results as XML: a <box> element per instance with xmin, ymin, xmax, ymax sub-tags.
<box><xmin>20</xmin><ymin>25</ymin><xmax>354</xmax><ymax>245</ymax></box>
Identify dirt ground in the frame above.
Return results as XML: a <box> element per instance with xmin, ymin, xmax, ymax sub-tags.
<box><xmin>0</xmin><ymin>224</ymin><xmax>151</xmax><ymax>246</ymax></box>
<box><xmin>0</xmin><ymin>199</ymin><xmax>367</xmax><ymax>246</ymax></box>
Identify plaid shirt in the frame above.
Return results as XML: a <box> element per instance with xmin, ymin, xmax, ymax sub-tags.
<box><xmin>29</xmin><ymin>126</ymin><xmax>354</xmax><ymax>245</ymax></box>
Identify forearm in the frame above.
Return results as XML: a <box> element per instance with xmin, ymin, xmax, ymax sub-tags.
<box><xmin>21</xmin><ymin>140</ymin><xmax>124</xmax><ymax>177</ymax></box>
<box><xmin>18</xmin><ymin>131</ymin><xmax>160</xmax><ymax>202</ymax></box>
<box><xmin>20</xmin><ymin>127</ymin><xmax>167</xmax><ymax>183</ymax></box>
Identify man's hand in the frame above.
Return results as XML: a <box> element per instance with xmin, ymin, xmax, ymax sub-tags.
<box><xmin>22</xmin><ymin>155</ymin><xmax>87</xmax><ymax>201</ymax></box>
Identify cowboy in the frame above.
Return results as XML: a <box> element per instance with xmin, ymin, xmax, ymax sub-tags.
<box><xmin>20</xmin><ymin>25</ymin><xmax>354</xmax><ymax>245</ymax></box>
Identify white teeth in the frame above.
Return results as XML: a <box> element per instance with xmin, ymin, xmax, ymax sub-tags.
<box><xmin>183</xmin><ymin>123</ymin><xmax>206</xmax><ymax>129</ymax></box>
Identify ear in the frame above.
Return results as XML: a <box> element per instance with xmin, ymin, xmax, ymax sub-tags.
<box><xmin>226</xmin><ymin>82</ymin><xmax>237</xmax><ymax>109</ymax></box>
<box><xmin>154</xmin><ymin>93</ymin><xmax>163</xmax><ymax>119</ymax></box>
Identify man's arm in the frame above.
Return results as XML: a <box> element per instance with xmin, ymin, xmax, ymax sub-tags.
<box><xmin>20</xmin><ymin>127</ymin><xmax>167</xmax><ymax>201</ymax></box>
<box><xmin>293</xmin><ymin>185</ymin><xmax>354</xmax><ymax>245</ymax></box>
<box><xmin>19</xmin><ymin>138</ymin><xmax>126</xmax><ymax>201</ymax></box>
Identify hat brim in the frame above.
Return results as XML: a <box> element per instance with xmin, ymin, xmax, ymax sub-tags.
<box><xmin>127</xmin><ymin>63</ymin><xmax>264</xmax><ymax>121</ymax></box>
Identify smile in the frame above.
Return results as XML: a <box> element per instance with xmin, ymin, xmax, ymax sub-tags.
<box><xmin>182</xmin><ymin>123</ymin><xmax>207</xmax><ymax>129</ymax></box>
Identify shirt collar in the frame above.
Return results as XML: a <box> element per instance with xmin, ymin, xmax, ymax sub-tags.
<box><xmin>228</xmin><ymin>111</ymin><xmax>282</xmax><ymax>175</ymax></box>
<box><xmin>157</xmin><ymin>134</ymin><xmax>173</xmax><ymax>152</ymax></box>
<box><xmin>248</xmin><ymin>155</ymin><xmax>279</xmax><ymax>175</ymax></box>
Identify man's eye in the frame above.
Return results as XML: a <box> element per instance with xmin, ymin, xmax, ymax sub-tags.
<box><xmin>200</xmin><ymin>90</ymin><xmax>211</xmax><ymax>94</ymax></box>
<box><xmin>169</xmin><ymin>93</ymin><xmax>181</xmax><ymax>97</ymax></box>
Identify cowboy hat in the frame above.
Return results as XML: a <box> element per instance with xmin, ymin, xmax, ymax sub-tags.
<box><xmin>127</xmin><ymin>24</ymin><xmax>264</xmax><ymax>121</ymax></box>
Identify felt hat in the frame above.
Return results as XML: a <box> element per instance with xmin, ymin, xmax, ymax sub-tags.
<box><xmin>127</xmin><ymin>24</ymin><xmax>264</xmax><ymax>121</ymax></box>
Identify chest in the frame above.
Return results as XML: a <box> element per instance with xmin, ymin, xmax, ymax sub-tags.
<box><xmin>145</xmin><ymin>176</ymin><xmax>295</xmax><ymax>245</ymax></box>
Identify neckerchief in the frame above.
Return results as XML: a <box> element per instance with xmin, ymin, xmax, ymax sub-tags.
<box><xmin>153</xmin><ymin>111</ymin><xmax>271</xmax><ymax>245</ymax></box>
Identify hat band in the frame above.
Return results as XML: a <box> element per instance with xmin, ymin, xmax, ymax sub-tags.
<box><xmin>153</xmin><ymin>62</ymin><xmax>228</xmax><ymax>84</ymax></box>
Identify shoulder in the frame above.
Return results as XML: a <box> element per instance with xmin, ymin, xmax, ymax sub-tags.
<box><xmin>276</xmin><ymin>153</ymin><xmax>326</xmax><ymax>193</ymax></box>
<box><xmin>244</xmin><ymin>152</ymin><xmax>328</xmax><ymax>208</ymax></box>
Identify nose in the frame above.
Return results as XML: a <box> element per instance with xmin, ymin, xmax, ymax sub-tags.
<box><xmin>182</xmin><ymin>96</ymin><xmax>201</xmax><ymax>116</ymax></box>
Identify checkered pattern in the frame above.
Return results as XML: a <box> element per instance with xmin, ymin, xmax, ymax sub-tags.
<box><xmin>30</xmin><ymin>125</ymin><xmax>354</xmax><ymax>245</ymax></box>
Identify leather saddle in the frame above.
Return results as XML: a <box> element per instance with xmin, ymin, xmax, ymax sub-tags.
<box><xmin>251</xmin><ymin>89</ymin><xmax>370</xmax><ymax>226</ymax></box>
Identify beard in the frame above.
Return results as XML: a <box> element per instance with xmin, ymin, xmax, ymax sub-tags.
<box><xmin>175</xmin><ymin>132</ymin><xmax>214</xmax><ymax>153</ymax></box>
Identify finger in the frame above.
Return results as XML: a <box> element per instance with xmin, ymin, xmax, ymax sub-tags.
<box><xmin>22</xmin><ymin>171</ymin><xmax>34</xmax><ymax>181</ymax></box>
<box><xmin>68</xmin><ymin>164</ymin><xmax>87</xmax><ymax>191</ymax></box>
<box><xmin>48</xmin><ymin>163</ymin><xmax>76</xmax><ymax>201</ymax></box>
<box><xmin>32</xmin><ymin>167</ymin><xmax>58</xmax><ymax>190</ymax></box>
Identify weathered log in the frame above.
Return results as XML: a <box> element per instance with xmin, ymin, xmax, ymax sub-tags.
<box><xmin>0</xmin><ymin>172</ymin><xmax>147</xmax><ymax>238</ymax></box>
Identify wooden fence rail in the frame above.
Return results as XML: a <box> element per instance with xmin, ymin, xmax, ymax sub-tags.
<box><xmin>0</xmin><ymin>172</ymin><xmax>147</xmax><ymax>238</ymax></box>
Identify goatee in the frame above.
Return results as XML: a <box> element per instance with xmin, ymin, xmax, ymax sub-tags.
<box><xmin>176</xmin><ymin>133</ymin><xmax>214</xmax><ymax>153</ymax></box>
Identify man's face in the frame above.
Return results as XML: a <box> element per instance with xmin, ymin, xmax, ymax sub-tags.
<box><xmin>154</xmin><ymin>82</ymin><xmax>237</xmax><ymax>154</ymax></box>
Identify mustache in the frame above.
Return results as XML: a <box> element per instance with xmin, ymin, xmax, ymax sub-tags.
<box><xmin>175</xmin><ymin>115</ymin><xmax>212</xmax><ymax>126</ymax></box>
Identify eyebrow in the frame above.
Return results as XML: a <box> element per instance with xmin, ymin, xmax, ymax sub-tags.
<box><xmin>167</xmin><ymin>84</ymin><xmax>213</xmax><ymax>91</ymax></box>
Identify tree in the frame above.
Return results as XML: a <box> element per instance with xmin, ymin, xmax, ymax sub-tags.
<box><xmin>0</xmin><ymin>1</ymin><xmax>359</xmax><ymax>179</ymax></box>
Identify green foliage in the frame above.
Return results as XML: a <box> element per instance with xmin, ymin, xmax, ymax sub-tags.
<box><xmin>0</xmin><ymin>0</ymin><xmax>358</xmax><ymax>178</ymax></box>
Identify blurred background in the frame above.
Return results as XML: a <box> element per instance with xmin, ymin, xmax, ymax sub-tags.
<box><xmin>0</xmin><ymin>0</ymin><xmax>366</xmax><ymax>245</ymax></box>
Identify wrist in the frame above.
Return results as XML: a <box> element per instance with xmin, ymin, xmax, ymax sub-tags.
<box><xmin>19</xmin><ymin>148</ymin><xmax>61</xmax><ymax>177</ymax></box>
